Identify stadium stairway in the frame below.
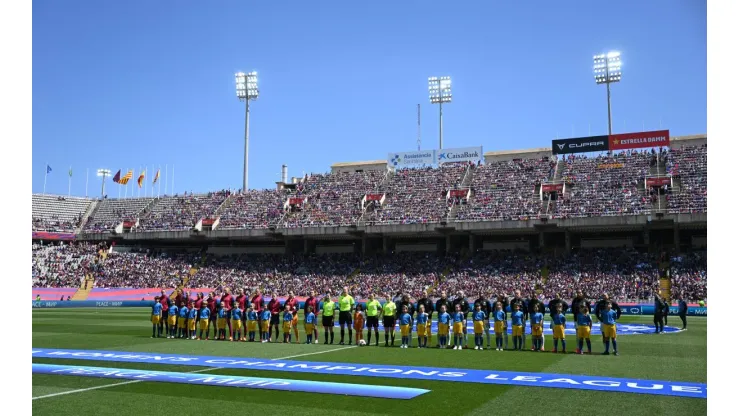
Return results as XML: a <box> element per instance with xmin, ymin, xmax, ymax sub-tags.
<box><xmin>446</xmin><ymin>164</ymin><xmax>475</xmax><ymax>221</ymax></box>
<box><xmin>213</xmin><ymin>193</ymin><xmax>235</xmax><ymax>217</ymax></box>
<box><xmin>71</xmin><ymin>277</ymin><xmax>95</xmax><ymax>300</ymax></box>
<box><xmin>76</xmin><ymin>199</ymin><xmax>99</xmax><ymax>233</ymax></box>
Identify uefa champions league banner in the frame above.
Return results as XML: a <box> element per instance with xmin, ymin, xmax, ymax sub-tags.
<box><xmin>387</xmin><ymin>150</ymin><xmax>436</xmax><ymax>168</ymax></box>
<box><xmin>437</xmin><ymin>146</ymin><xmax>483</xmax><ymax>165</ymax></box>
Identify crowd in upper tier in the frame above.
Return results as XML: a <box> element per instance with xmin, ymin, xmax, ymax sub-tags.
<box><xmin>31</xmin><ymin>146</ymin><xmax>707</xmax><ymax>233</ymax></box>
<box><xmin>31</xmin><ymin>242</ymin><xmax>707</xmax><ymax>303</ymax></box>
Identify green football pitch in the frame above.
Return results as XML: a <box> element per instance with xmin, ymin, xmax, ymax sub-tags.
<box><xmin>32</xmin><ymin>308</ymin><xmax>706</xmax><ymax>415</ymax></box>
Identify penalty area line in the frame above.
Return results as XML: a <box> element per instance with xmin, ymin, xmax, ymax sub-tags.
<box><xmin>32</xmin><ymin>345</ymin><xmax>357</xmax><ymax>400</ymax></box>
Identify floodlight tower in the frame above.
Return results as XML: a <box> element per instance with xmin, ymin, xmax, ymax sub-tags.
<box><xmin>593</xmin><ymin>52</ymin><xmax>622</xmax><ymax>135</ymax></box>
<box><xmin>428</xmin><ymin>76</ymin><xmax>452</xmax><ymax>149</ymax></box>
<box><xmin>235</xmin><ymin>71</ymin><xmax>259</xmax><ymax>192</ymax></box>
<box><xmin>96</xmin><ymin>169</ymin><xmax>110</xmax><ymax>198</ymax></box>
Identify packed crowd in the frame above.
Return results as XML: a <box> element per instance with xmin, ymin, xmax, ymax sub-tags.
<box><xmin>456</xmin><ymin>159</ymin><xmax>553</xmax><ymax>221</ymax></box>
<box><xmin>84</xmin><ymin>197</ymin><xmax>153</xmax><ymax>232</ymax></box>
<box><xmin>280</xmin><ymin>171</ymin><xmax>385</xmax><ymax>227</ymax></box>
<box><xmin>366</xmin><ymin>164</ymin><xmax>467</xmax><ymax>225</ymax></box>
<box><xmin>666</xmin><ymin>145</ymin><xmax>707</xmax><ymax>214</ymax></box>
<box><xmin>137</xmin><ymin>191</ymin><xmax>230</xmax><ymax>231</ymax></box>
<box><xmin>32</xmin><ymin>195</ymin><xmax>91</xmax><ymax>233</ymax></box>
<box><xmin>551</xmin><ymin>150</ymin><xmax>654</xmax><ymax>218</ymax></box>
<box><xmin>217</xmin><ymin>189</ymin><xmax>288</xmax><ymax>229</ymax></box>
<box><xmin>32</xmin><ymin>243</ymin><xmax>707</xmax><ymax>302</ymax></box>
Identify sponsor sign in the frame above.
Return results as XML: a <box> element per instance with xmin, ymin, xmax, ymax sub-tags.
<box><xmin>609</xmin><ymin>130</ymin><xmax>670</xmax><ymax>151</ymax></box>
<box><xmin>598</xmin><ymin>163</ymin><xmax>625</xmax><ymax>169</ymax></box>
<box><xmin>288</xmin><ymin>197</ymin><xmax>305</xmax><ymax>205</ymax></box>
<box><xmin>365</xmin><ymin>194</ymin><xmax>383</xmax><ymax>201</ymax></box>
<box><xmin>552</xmin><ymin>136</ymin><xmax>609</xmax><ymax>155</ymax></box>
<box><xmin>32</xmin><ymin>349</ymin><xmax>706</xmax><ymax>398</ymax></box>
<box><xmin>437</xmin><ymin>146</ymin><xmax>483</xmax><ymax>165</ymax></box>
<box><xmin>541</xmin><ymin>183</ymin><xmax>564</xmax><ymax>193</ymax></box>
<box><xmin>32</xmin><ymin>363</ymin><xmax>429</xmax><ymax>399</ymax></box>
<box><xmin>646</xmin><ymin>177</ymin><xmax>671</xmax><ymax>187</ymax></box>
<box><xmin>201</xmin><ymin>218</ymin><xmax>215</xmax><ymax>226</ymax></box>
<box><xmin>449</xmin><ymin>189</ymin><xmax>469</xmax><ymax>198</ymax></box>
<box><xmin>387</xmin><ymin>150</ymin><xmax>435</xmax><ymax>168</ymax></box>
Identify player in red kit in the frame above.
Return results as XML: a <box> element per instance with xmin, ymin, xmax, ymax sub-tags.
<box><xmin>194</xmin><ymin>292</ymin><xmax>204</xmax><ymax>329</ymax></box>
<box><xmin>206</xmin><ymin>292</ymin><xmax>217</xmax><ymax>340</ymax></box>
<box><xmin>303</xmin><ymin>291</ymin><xmax>320</xmax><ymax>344</ymax></box>
<box><xmin>159</xmin><ymin>289</ymin><xmax>170</xmax><ymax>337</ymax></box>
<box><xmin>221</xmin><ymin>288</ymin><xmax>234</xmax><ymax>337</ymax></box>
<box><xmin>267</xmin><ymin>293</ymin><xmax>281</xmax><ymax>342</ymax></box>
<box><xmin>284</xmin><ymin>291</ymin><xmax>300</xmax><ymax>343</ymax></box>
<box><xmin>235</xmin><ymin>289</ymin><xmax>249</xmax><ymax>341</ymax></box>
<box><xmin>251</xmin><ymin>289</ymin><xmax>264</xmax><ymax>341</ymax></box>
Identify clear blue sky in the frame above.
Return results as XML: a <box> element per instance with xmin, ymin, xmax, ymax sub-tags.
<box><xmin>32</xmin><ymin>0</ymin><xmax>707</xmax><ymax>196</ymax></box>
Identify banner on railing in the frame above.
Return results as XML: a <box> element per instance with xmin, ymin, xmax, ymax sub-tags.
<box><xmin>449</xmin><ymin>189</ymin><xmax>469</xmax><ymax>198</ymax></box>
<box><xmin>32</xmin><ymin>232</ymin><xmax>76</xmax><ymax>241</ymax></box>
<box><xmin>646</xmin><ymin>177</ymin><xmax>672</xmax><ymax>187</ymax></box>
<box><xmin>552</xmin><ymin>136</ymin><xmax>609</xmax><ymax>155</ymax></box>
<box><xmin>201</xmin><ymin>218</ymin><xmax>215</xmax><ymax>226</ymax></box>
<box><xmin>289</xmin><ymin>197</ymin><xmax>305</xmax><ymax>205</ymax></box>
<box><xmin>32</xmin><ymin>301</ymin><xmax>154</xmax><ymax>308</ymax></box>
<box><xmin>541</xmin><ymin>183</ymin><xmax>564</xmax><ymax>192</ymax></box>
<box><xmin>365</xmin><ymin>194</ymin><xmax>383</xmax><ymax>201</ymax></box>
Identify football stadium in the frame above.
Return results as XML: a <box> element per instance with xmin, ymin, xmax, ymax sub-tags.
<box><xmin>29</xmin><ymin>2</ymin><xmax>709</xmax><ymax>415</ymax></box>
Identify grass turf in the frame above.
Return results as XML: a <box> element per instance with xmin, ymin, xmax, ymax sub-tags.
<box><xmin>32</xmin><ymin>308</ymin><xmax>706</xmax><ymax>415</ymax></box>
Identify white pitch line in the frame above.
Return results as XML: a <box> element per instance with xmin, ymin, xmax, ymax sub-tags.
<box><xmin>32</xmin><ymin>345</ymin><xmax>356</xmax><ymax>400</ymax></box>
<box><xmin>32</xmin><ymin>366</ymin><xmax>222</xmax><ymax>400</ymax></box>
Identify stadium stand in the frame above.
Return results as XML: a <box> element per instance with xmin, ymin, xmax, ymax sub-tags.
<box><xmin>84</xmin><ymin>197</ymin><xmax>154</xmax><ymax>232</ymax></box>
<box><xmin>137</xmin><ymin>191</ymin><xmax>230</xmax><ymax>231</ymax></box>
<box><xmin>666</xmin><ymin>145</ymin><xmax>707</xmax><ymax>214</ymax></box>
<box><xmin>217</xmin><ymin>189</ymin><xmax>288</xmax><ymax>229</ymax></box>
<box><xmin>32</xmin><ymin>242</ymin><xmax>98</xmax><ymax>287</ymax></box>
<box><xmin>32</xmin><ymin>194</ymin><xmax>92</xmax><ymax>232</ymax></box>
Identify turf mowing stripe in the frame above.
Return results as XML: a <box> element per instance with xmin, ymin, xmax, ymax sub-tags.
<box><xmin>31</xmin><ymin>348</ymin><xmax>706</xmax><ymax>398</ymax></box>
<box><xmin>32</xmin><ymin>345</ymin><xmax>357</xmax><ymax>400</ymax></box>
<box><xmin>33</xmin><ymin>364</ymin><xmax>430</xmax><ymax>399</ymax></box>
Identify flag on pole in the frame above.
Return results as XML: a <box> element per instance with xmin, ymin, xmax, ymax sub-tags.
<box><xmin>137</xmin><ymin>169</ymin><xmax>146</xmax><ymax>188</ymax></box>
<box><xmin>112</xmin><ymin>170</ymin><xmax>121</xmax><ymax>183</ymax></box>
<box><xmin>152</xmin><ymin>169</ymin><xmax>160</xmax><ymax>185</ymax></box>
<box><xmin>68</xmin><ymin>167</ymin><xmax>73</xmax><ymax>177</ymax></box>
<box><xmin>46</xmin><ymin>165</ymin><xmax>52</xmax><ymax>174</ymax></box>
<box><xmin>119</xmin><ymin>170</ymin><xmax>133</xmax><ymax>185</ymax></box>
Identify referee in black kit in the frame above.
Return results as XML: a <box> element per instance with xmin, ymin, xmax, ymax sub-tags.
<box><xmin>677</xmin><ymin>295</ymin><xmax>688</xmax><ymax>330</ymax></box>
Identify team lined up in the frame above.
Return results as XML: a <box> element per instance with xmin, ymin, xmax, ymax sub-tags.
<box><xmin>149</xmin><ymin>288</ymin><xmax>623</xmax><ymax>355</ymax></box>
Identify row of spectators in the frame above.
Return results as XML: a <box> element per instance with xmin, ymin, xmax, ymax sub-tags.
<box><xmin>32</xmin><ymin>243</ymin><xmax>706</xmax><ymax>302</ymax></box>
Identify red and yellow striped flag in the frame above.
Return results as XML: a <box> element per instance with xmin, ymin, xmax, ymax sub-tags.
<box><xmin>137</xmin><ymin>170</ymin><xmax>146</xmax><ymax>188</ymax></box>
<box><xmin>152</xmin><ymin>169</ymin><xmax>160</xmax><ymax>185</ymax></box>
<box><xmin>119</xmin><ymin>170</ymin><xmax>133</xmax><ymax>185</ymax></box>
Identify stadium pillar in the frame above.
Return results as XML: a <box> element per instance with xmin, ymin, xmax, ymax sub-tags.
<box><xmin>362</xmin><ymin>236</ymin><xmax>368</xmax><ymax>255</ymax></box>
<box><xmin>643</xmin><ymin>228</ymin><xmax>650</xmax><ymax>247</ymax></box>
<box><xmin>284</xmin><ymin>239</ymin><xmax>291</xmax><ymax>255</ymax></box>
<box><xmin>565</xmin><ymin>230</ymin><xmax>572</xmax><ymax>253</ymax></box>
<box><xmin>538</xmin><ymin>231</ymin><xmax>545</xmax><ymax>250</ymax></box>
<box><xmin>468</xmin><ymin>234</ymin><xmax>476</xmax><ymax>253</ymax></box>
<box><xmin>304</xmin><ymin>239</ymin><xmax>315</xmax><ymax>255</ymax></box>
<box><xmin>445</xmin><ymin>235</ymin><xmax>452</xmax><ymax>254</ymax></box>
<box><xmin>383</xmin><ymin>236</ymin><xmax>390</xmax><ymax>254</ymax></box>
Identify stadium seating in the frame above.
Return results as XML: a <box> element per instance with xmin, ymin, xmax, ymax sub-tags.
<box><xmin>84</xmin><ymin>197</ymin><xmax>154</xmax><ymax>232</ymax></box>
<box><xmin>32</xmin><ymin>242</ymin><xmax>98</xmax><ymax>287</ymax></box>
<box><xmin>137</xmin><ymin>191</ymin><xmax>230</xmax><ymax>231</ymax></box>
<box><xmin>456</xmin><ymin>159</ymin><xmax>553</xmax><ymax>221</ymax></box>
<box><xmin>666</xmin><ymin>145</ymin><xmax>707</xmax><ymax>214</ymax></box>
<box><xmin>32</xmin><ymin>195</ymin><xmax>92</xmax><ymax>232</ymax></box>
<box><xmin>217</xmin><ymin>189</ymin><xmax>288</xmax><ymax>229</ymax></box>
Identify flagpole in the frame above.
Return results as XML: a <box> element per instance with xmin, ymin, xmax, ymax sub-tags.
<box><xmin>138</xmin><ymin>167</ymin><xmax>141</xmax><ymax>198</ymax></box>
<box><xmin>68</xmin><ymin>166</ymin><xmax>72</xmax><ymax>196</ymax></box>
<box><xmin>158</xmin><ymin>165</ymin><xmax>161</xmax><ymax>197</ymax></box>
<box><xmin>164</xmin><ymin>164</ymin><xmax>168</xmax><ymax>196</ymax></box>
<box><xmin>118</xmin><ymin>169</ymin><xmax>121</xmax><ymax>199</ymax></box>
<box><xmin>85</xmin><ymin>168</ymin><xmax>89</xmax><ymax>197</ymax></box>
<box><xmin>172</xmin><ymin>164</ymin><xmax>175</xmax><ymax>196</ymax></box>
<box><xmin>43</xmin><ymin>163</ymin><xmax>48</xmax><ymax>194</ymax></box>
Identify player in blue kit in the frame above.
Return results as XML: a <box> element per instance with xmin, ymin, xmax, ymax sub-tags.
<box><xmin>217</xmin><ymin>304</ymin><xmax>228</xmax><ymax>341</ymax></box>
<box><xmin>492</xmin><ymin>302</ymin><xmax>506</xmax><ymax>351</ymax></box>
<box><xmin>167</xmin><ymin>302</ymin><xmax>179</xmax><ymax>339</ymax></box>
<box><xmin>197</xmin><ymin>304</ymin><xmax>210</xmax><ymax>340</ymax></box>
<box><xmin>576</xmin><ymin>305</ymin><xmax>593</xmax><ymax>354</ymax></box>
<box><xmin>305</xmin><ymin>306</ymin><xmax>317</xmax><ymax>344</ymax></box>
<box><xmin>551</xmin><ymin>304</ymin><xmax>566</xmax><ymax>353</ymax></box>
<box><xmin>511</xmin><ymin>304</ymin><xmax>524</xmax><ymax>350</ymax></box>
<box><xmin>247</xmin><ymin>307</ymin><xmax>258</xmax><ymax>342</ymax></box>
<box><xmin>472</xmin><ymin>304</ymin><xmax>486</xmax><ymax>350</ymax></box>
<box><xmin>452</xmin><ymin>304</ymin><xmax>465</xmax><ymax>350</ymax></box>
<box><xmin>283</xmin><ymin>308</ymin><xmax>294</xmax><ymax>343</ymax></box>
<box><xmin>151</xmin><ymin>297</ymin><xmax>162</xmax><ymax>338</ymax></box>
<box><xmin>437</xmin><ymin>305</ymin><xmax>451</xmax><ymax>348</ymax></box>
<box><xmin>399</xmin><ymin>305</ymin><xmax>412</xmax><ymax>349</ymax></box>
<box><xmin>530</xmin><ymin>305</ymin><xmax>544</xmax><ymax>351</ymax></box>
<box><xmin>416</xmin><ymin>305</ymin><xmax>429</xmax><ymax>348</ymax></box>
<box><xmin>260</xmin><ymin>308</ymin><xmax>271</xmax><ymax>343</ymax></box>
<box><xmin>602</xmin><ymin>302</ymin><xmax>619</xmax><ymax>356</ymax></box>
<box><xmin>177</xmin><ymin>302</ymin><xmax>189</xmax><ymax>339</ymax></box>
<box><xmin>231</xmin><ymin>305</ymin><xmax>243</xmax><ymax>341</ymax></box>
